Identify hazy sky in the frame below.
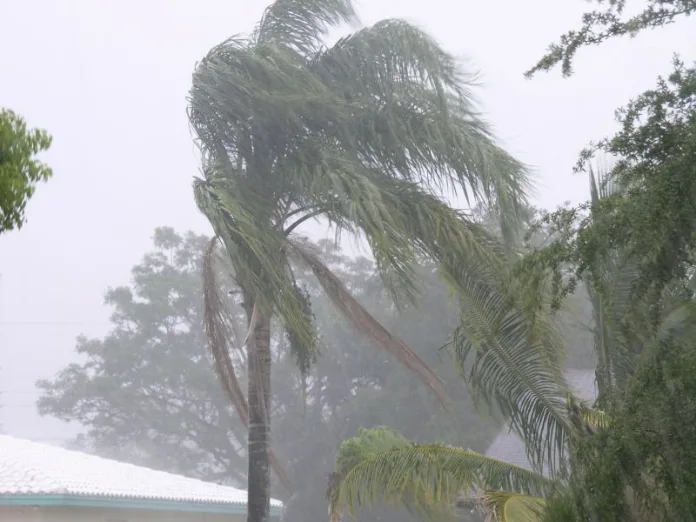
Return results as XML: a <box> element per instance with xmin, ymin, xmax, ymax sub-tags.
<box><xmin>0</xmin><ymin>0</ymin><xmax>694</xmax><ymax>443</ymax></box>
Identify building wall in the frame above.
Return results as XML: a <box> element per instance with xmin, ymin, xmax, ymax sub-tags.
<box><xmin>0</xmin><ymin>506</ymin><xmax>247</xmax><ymax>522</ymax></box>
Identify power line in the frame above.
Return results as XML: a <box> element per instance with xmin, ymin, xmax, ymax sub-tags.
<box><xmin>0</xmin><ymin>321</ymin><xmax>111</xmax><ymax>326</ymax></box>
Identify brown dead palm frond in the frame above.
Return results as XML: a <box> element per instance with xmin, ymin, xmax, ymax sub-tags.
<box><xmin>202</xmin><ymin>237</ymin><xmax>293</xmax><ymax>492</ymax></box>
<box><xmin>287</xmin><ymin>238</ymin><xmax>449</xmax><ymax>406</ymax></box>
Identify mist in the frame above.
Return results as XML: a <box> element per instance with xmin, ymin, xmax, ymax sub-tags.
<box><xmin>2</xmin><ymin>1</ymin><xmax>695</xmax><ymax>521</ymax></box>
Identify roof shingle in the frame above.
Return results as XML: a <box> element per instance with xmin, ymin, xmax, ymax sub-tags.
<box><xmin>0</xmin><ymin>435</ymin><xmax>282</xmax><ymax>508</ymax></box>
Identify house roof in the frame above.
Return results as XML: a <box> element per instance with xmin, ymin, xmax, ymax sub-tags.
<box><xmin>0</xmin><ymin>435</ymin><xmax>282</xmax><ymax>513</ymax></box>
<box><xmin>484</xmin><ymin>369</ymin><xmax>597</xmax><ymax>470</ymax></box>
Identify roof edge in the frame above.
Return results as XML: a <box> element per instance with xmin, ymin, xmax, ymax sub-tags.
<box><xmin>0</xmin><ymin>494</ymin><xmax>282</xmax><ymax>517</ymax></box>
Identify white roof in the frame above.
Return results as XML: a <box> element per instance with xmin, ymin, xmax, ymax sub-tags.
<box><xmin>0</xmin><ymin>435</ymin><xmax>282</xmax><ymax>508</ymax></box>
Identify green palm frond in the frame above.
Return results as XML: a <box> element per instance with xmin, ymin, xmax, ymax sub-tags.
<box><xmin>475</xmin><ymin>490</ymin><xmax>546</xmax><ymax>522</ymax></box>
<box><xmin>254</xmin><ymin>0</ymin><xmax>358</xmax><ymax>56</ymax></box>
<box><xmin>282</xmin><ymin>147</ymin><xmax>508</xmax><ymax>307</ymax></box>
<box><xmin>567</xmin><ymin>394</ymin><xmax>610</xmax><ymax>438</ymax></box>
<box><xmin>194</xmin><ymin>174</ymin><xmax>319</xmax><ymax>359</ymax></box>
<box><xmin>333</xmin><ymin>439</ymin><xmax>554</xmax><ymax>518</ymax></box>
<box><xmin>580</xmin><ymin>406</ymin><xmax>610</xmax><ymax>431</ymax></box>
<box><xmin>307</xmin><ymin>19</ymin><xmax>531</xmax><ymax>239</ymax></box>
<box><xmin>448</xmin><ymin>267</ymin><xmax>571</xmax><ymax>473</ymax></box>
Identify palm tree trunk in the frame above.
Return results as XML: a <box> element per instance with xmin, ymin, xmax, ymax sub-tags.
<box><xmin>247</xmin><ymin>304</ymin><xmax>273</xmax><ymax>522</ymax></box>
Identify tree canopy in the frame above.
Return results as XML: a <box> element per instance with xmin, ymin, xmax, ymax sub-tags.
<box><xmin>0</xmin><ymin>109</ymin><xmax>52</xmax><ymax>233</ymax></box>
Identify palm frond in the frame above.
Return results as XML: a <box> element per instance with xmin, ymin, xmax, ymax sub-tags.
<box><xmin>566</xmin><ymin>394</ymin><xmax>610</xmax><ymax>438</ymax></box>
<box><xmin>580</xmin><ymin>406</ymin><xmax>610</xmax><ymax>431</ymax></box>
<box><xmin>203</xmin><ymin>237</ymin><xmax>249</xmax><ymax>421</ymax></box>
<box><xmin>281</xmin><ymin>145</ymin><xmax>508</xmax><ymax>307</ymax></box>
<box><xmin>253</xmin><ymin>0</ymin><xmax>358</xmax><ymax>56</ymax></box>
<box><xmin>448</xmin><ymin>266</ymin><xmax>571</xmax><ymax>474</ymax></box>
<box><xmin>309</xmin><ymin>20</ymin><xmax>531</xmax><ymax>235</ymax></box>
<box><xmin>586</xmin><ymin>165</ymin><xmax>641</xmax><ymax>398</ymax></box>
<box><xmin>201</xmin><ymin>238</ymin><xmax>293</xmax><ymax>492</ymax></box>
<box><xmin>194</xmin><ymin>172</ymin><xmax>318</xmax><ymax>365</ymax></box>
<box><xmin>475</xmin><ymin>490</ymin><xmax>546</xmax><ymax>522</ymax></box>
<box><xmin>334</xmin><ymin>443</ymin><xmax>553</xmax><ymax>517</ymax></box>
<box><xmin>288</xmin><ymin>238</ymin><xmax>449</xmax><ymax>405</ymax></box>
<box><xmin>286</xmin><ymin>156</ymin><xmax>570</xmax><ymax>470</ymax></box>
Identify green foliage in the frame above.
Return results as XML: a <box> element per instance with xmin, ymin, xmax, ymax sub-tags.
<box><xmin>285</xmin><ymin>280</ymin><xmax>319</xmax><ymax>379</ymax></box>
<box><xmin>189</xmin><ymin>0</ymin><xmax>532</xmax><ymax>396</ymax></box>
<box><xmin>526</xmin><ymin>0</ymin><xmax>696</xmax><ymax>77</ymax></box>
<box><xmin>521</xmin><ymin>60</ymin><xmax>696</xmax><ymax>346</ymax></box>
<box><xmin>0</xmin><ymin>109</ymin><xmax>52</xmax><ymax>233</ymax></box>
<box><xmin>334</xmin><ymin>427</ymin><xmax>411</xmax><ymax>478</ymax></box>
<box><xmin>545</xmin><ymin>331</ymin><xmax>696</xmax><ymax>522</ymax></box>
<box><xmin>332</xmin><ymin>427</ymin><xmax>554</xmax><ymax>520</ymax></box>
<box><xmin>37</xmin><ymin>228</ymin><xmax>500</xmax><ymax>521</ymax></box>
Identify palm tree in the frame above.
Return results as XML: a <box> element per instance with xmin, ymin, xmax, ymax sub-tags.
<box><xmin>187</xmin><ymin>1</ymin><xmax>532</xmax><ymax>521</ymax></box>
<box><xmin>327</xmin><ymin>169</ymin><xmax>696</xmax><ymax>522</ymax></box>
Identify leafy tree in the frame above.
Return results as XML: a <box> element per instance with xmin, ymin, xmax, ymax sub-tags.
<box><xmin>37</xmin><ymin>227</ymin><xmax>501</xmax><ymax>522</ymax></box>
<box><xmin>0</xmin><ymin>109</ymin><xmax>52</xmax><ymax>233</ymax></box>
<box><xmin>187</xmin><ymin>0</ymin><xmax>532</xmax><ymax>519</ymax></box>
<box><xmin>327</xmin><ymin>169</ymin><xmax>676</xmax><ymax>522</ymax></box>
<box><xmin>523</xmin><ymin>61</ymin><xmax>696</xmax><ymax>329</ymax></box>
<box><xmin>523</xmin><ymin>0</ymin><xmax>696</xmax><ymax>319</ymax></box>
<box><xmin>36</xmin><ymin>228</ymin><xmax>248</xmax><ymax>480</ymax></box>
<box><xmin>526</xmin><ymin>0</ymin><xmax>696</xmax><ymax>78</ymax></box>
<box><xmin>543</xmin><ymin>307</ymin><xmax>696</xmax><ymax>522</ymax></box>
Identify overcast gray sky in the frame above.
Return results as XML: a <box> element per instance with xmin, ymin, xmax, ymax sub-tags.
<box><xmin>0</xmin><ymin>0</ymin><xmax>694</xmax><ymax>443</ymax></box>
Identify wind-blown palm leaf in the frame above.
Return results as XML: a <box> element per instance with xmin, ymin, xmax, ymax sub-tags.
<box><xmin>448</xmin><ymin>264</ymin><xmax>571</xmax><ymax>473</ymax></box>
<box><xmin>201</xmin><ymin>238</ymin><xmax>294</xmax><ymax>492</ymax></box>
<box><xmin>476</xmin><ymin>490</ymin><xmax>546</xmax><ymax>522</ymax></box>
<box><xmin>194</xmin><ymin>171</ymin><xmax>319</xmax><ymax>359</ymax></box>
<box><xmin>281</xmin><ymin>147</ymin><xmax>510</xmax><ymax>306</ymax></box>
<box><xmin>288</xmin><ymin>238</ymin><xmax>449</xmax><ymax>404</ymax></box>
<box><xmin>566</xmin><ymin>393</ymin><xmax>610</xmax><ymax>438</ymax></box>
<box><xmin>202</xmin><ymin>238</ymin><xmax>249</xmax><ymax>420</ymax></box>
<box><xmin>334</xmin><ymin>444</ymin><xmax>554</xmax><ymax>517</ymax></box>
<box><xmin>254</xmin><ymin>0</ymin><xmax>358</xmax><ymax>56</ymax></box>
<box><xmin>305</xmin><ymin>20</ymin><xmax>531</xmax><ymax>243</ymax></box>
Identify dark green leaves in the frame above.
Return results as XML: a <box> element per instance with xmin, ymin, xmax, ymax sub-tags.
<box><xmin>0</xmin><ymin>109</ymin><xmax>52</xmax><ymax>233</ymax></box>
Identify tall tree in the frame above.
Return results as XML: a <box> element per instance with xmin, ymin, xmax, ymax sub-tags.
<box><xmin>37</xmin><ymin>227</ymin><xmax>501</xmax><ymax>521</ymax></box>
<box><xmin>187</xmin><ymin>0</ymin><xmax>532</xmax><ymax>520</ymax></box>
<box><xmin>0</xmin><ymin>109</ymin><xmax>52</xmax><ymax>233</ymax></box>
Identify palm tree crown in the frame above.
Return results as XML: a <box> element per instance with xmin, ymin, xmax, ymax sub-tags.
<box><xmin>189</xmin><ymin>0</ymin><xmax>532</xmax><ymax>356</ymax></box>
